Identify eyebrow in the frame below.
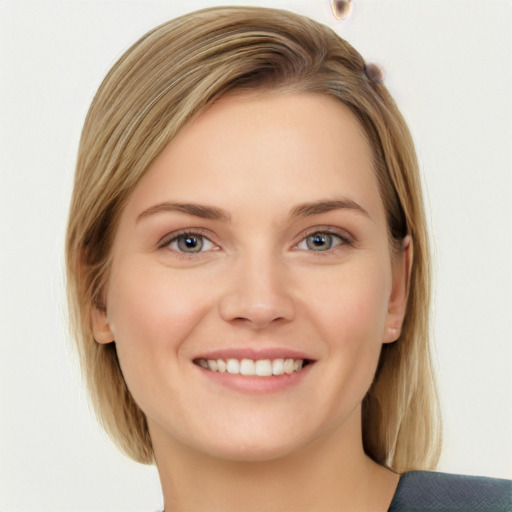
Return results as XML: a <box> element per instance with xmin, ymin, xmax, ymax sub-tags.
<box><xmin>289</xmin><ymin>198</ymin><xmax>370</xmax><ymax>220</ymax></box>
<box><xmin>136</xmin><ymin>198</ymin><xmax>369</xmax><ymax>223</ymax></box>
<box><xmin>137</xmin><ymin>202</ymin><xmax>231</xmax><ymax>222</ymax></box>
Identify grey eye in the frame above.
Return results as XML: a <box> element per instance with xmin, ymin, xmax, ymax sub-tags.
<box><xmin>176</xmin><ymin>234</ymin><xmax>204</xmax><ymax>253</ymax></box>
<box><xmin>304</xmin><ymin>233</ymin><xmax>338</xmax><ymax>251</ymax></box>
<box><xmin>165</xmin><ymin>232</ymin><xmax>217</xmax><ymax>255</ymax></box>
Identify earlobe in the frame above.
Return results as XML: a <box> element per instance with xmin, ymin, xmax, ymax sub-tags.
<box><xmin>91</xmin><ymin>306</ymin><xmax>115</xmax><ymax>344</ymax></box>
<box><xmin>383</xmin><ymin>235</ymin><xmax>413</xmax><ymax>344</ymax></box>
<box><xmin>383</xmin><ymin>325</ymin><xmax>400</xmax><ymax>344</ymax></box>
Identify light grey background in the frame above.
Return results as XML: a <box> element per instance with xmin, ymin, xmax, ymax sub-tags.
<box><xmin>1</xmin><ymin>1</ymin><xmax>511</xmax><ymax>510</ymax></box>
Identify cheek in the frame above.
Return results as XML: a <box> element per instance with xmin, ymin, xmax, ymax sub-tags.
<box><xmin>104</xmin><ymin>260</ymin><xmax>217</xmax><ymax>414</ymax></box>
<box><xmin>344</xmin><ymin>282</ymin><xmax>389</xmax><ymax>338</ymax></box>
<box><xmin>106</xmin><ymin>259</ymin><xmax>210</xmax><ymax>360</ymax></box>
<box><xmin>301</xmin><ymin>260</ymin><xmax>392</xmax><ymax>347</ymax></box>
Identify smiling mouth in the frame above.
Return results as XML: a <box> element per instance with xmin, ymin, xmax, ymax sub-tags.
<box><xmin>194</xmin><ymin>358</ymin><xmax>314</xmax><ymax>377</ymax></box>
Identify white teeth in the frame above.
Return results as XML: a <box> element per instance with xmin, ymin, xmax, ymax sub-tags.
<box><xmin>272</xmin><ymin>358</ymin><xmax>284</xmax><ymax>375</ymax></box>
<box><xmin>240</xmin><ymin>359</ymin><xmax>256</xmax><ymax>376</ymax></box>
<box><xmin>283</xmin><ymin>358</ymin><xmax>295</xmax><ymax>374</ymax></box>
<box><xmin>255</xmin><ymin>359</ymin><xmax>272</xmax><ymax>377</ymax></box>
<box><xmin>197</xmin><ymin>357</ymin><xmax>308</xmax><ymax>376</ymax></box>
<box><xmin>226</xmin><ymin>358</ymin><xmax>240</xmax><ymax>374</ymax></box>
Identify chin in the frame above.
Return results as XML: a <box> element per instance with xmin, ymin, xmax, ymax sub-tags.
<box><xmin>199</xmin><ymin>419</ymin><xmax>331</xmax><ymax>464</ymax></box>
<box><xmin>201</xmin><ymin>437</ymin><xmax>305</xmax><ymax>463</ymax></box>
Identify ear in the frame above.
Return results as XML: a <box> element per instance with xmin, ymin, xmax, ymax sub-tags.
<box><xmin>77</xmin><ymin>248</ymin><xmax>116</xmax><ymax>344</ymax></box>
<box><xmin>383</xmin><ymin>235</ymin><xmax>413</xmax><ymax>344</ymax></box>
<box><xmin>91</xmin><ymin>305</ymin><xmax>115</xmax><ymax>344</ymax></box>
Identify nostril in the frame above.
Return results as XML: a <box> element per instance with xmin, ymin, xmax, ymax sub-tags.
<box><xmin>230</xmin><ymin>315</ymin><xmax>289</xmax><ymax>330</ymax></box>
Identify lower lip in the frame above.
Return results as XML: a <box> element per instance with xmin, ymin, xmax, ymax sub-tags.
<box><xmin>195</xmin><ymin>363</ymin><xmax>314</xmax><ymax>394</ymax></box>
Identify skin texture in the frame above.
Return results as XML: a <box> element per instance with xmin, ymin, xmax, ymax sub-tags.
<box><xmin>92</xmin><ymin>92</ymin><xmax>411</xmax><ymax>511</ymax></box>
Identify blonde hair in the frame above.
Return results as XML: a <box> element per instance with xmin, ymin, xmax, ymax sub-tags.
<box><xmin>66</xmin><ymin>6</ymin><xmax>442</xmax><ymax>470</ymax></box>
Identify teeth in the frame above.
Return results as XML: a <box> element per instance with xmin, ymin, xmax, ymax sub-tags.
<box><xmin>197</xmin><ymin>357</ymin><xmax>308</xmax><ymax>376</ymax></box>
<box><xmin>226</xmin><ymin>359</ymin><xmax>240</xmax><ymax>374</ymax></box>
<box><xmin>284</xmin><ymin>359</ymin><xmax>295</xmax><ymax>374</ymax></box>
<box><xmin>240</xmin><ymin>359</ymin><xmax>256</xmax><ymax>376</ymax></box>
<box><xmin>255</xmin><ymin>359</ymin><xmax>272</xmax><ymax>377</ymax></box>
<box><xmin>272</xmin><ymin>359</ymin><xmax>284</xmax><ymax>375</ymax></box>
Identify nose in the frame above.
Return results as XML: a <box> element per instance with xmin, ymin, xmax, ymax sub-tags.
<box><xmin>218</xmin><ymin>253</ymin><xmax>296</xmax><ymax>329</ymax></box>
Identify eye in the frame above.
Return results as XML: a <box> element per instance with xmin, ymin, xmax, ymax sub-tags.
<box><xmin>165</xmin><ymin>232</ymin><xmax>216</xmax><ymax>254</ymax></box>
<box><xmin>297</xmin><ymin>231</ymin><xmax>346</xmax><ymax>252</ymax></box>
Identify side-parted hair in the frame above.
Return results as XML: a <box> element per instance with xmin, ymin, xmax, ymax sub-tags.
<box><xmin>66</xmin><ymin>6</ymin><xmax>442</xmax><ymax>471</ymax></box>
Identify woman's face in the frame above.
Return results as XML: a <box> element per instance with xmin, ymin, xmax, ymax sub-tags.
<box><xmin>93</xmin><ymin>92</ymin><xmax>410</xmax><ymax>461</ymax></box>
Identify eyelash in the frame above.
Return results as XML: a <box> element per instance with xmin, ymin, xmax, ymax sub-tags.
<box><xmin>158</xmin><ymin>229</ymin><xmax>217</xmax><ymax>258</ymax></box>
<box><xmin>295</xmin><ymin>229</ymin><xmax>352</xmax><ymax>254</ymax></box>
<box><xmin>158</xmin><ymin>227</ymin><xmax>352</xmax><ymax>257</ymax></box>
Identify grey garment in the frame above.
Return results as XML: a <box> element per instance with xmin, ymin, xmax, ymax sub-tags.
<box><xmin>155</xmin><ymin>470</ymin><xmax>512</xmax><ymax>512</ymax></box>
<box><xmin>388</xmin><ymin>471</ymin><xmax>512</xmax><ymax>512</ymax></box>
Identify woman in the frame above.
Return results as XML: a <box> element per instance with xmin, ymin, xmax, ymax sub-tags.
<box><xmin>65</xmin><ymin>6</ymin><xmax>511</xmax><ymax>511</ymax></box>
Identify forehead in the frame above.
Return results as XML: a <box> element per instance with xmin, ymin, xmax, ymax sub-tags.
<box><xmin>123</xmin><ymin>92</ymin><xmax>384</xmax><ymax>224</ymax></box>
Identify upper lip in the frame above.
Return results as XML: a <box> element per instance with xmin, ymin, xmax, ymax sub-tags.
<box><xmin>193</xmin><ymin>347</ymin><xmax>315</xmax><ymax>361</ymax></box>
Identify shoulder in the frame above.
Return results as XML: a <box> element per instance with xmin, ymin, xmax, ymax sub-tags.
<box><xmin>388</xmin><ymin>470</ymin><xmax>512</xmax><ymax>512</ymax></box>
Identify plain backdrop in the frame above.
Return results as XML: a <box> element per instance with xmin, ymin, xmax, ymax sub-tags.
<box><xmin>1</xmin><ymin>1</ymin><xmax>511</xmax><ymax>510</ymax></box>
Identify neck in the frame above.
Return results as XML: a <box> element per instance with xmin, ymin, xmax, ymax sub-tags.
<box><xmin>151</xmin><ymin>416</ymin><xmax>399</xmax><ymax>512</ymax></box>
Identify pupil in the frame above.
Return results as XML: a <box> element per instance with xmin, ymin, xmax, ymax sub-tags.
<box><xmin>307</xmin><ymin>233</ymin><xmax>332</xmax><ymax>251</ymax></box>
<box><xmin>178</xmin><ymin>235</ymin><xmax>203</xmax><ymax>252</ymax></box>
